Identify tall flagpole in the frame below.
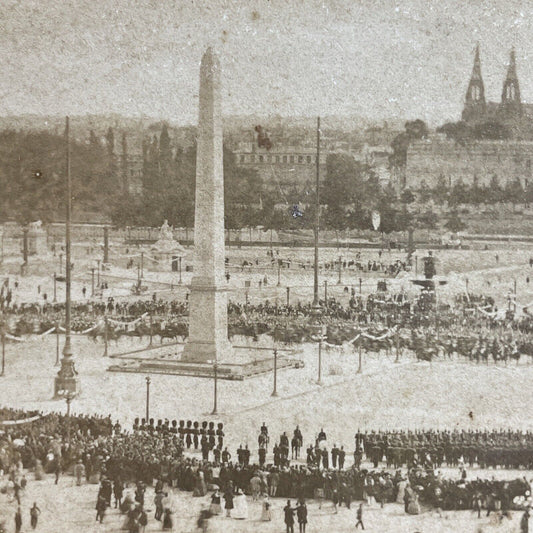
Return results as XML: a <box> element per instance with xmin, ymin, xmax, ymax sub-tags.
<box><xmin>55</xmin><ymin>116</ymin><xmax>79</xmax><ymax>398</ymax></box>
<box><xmin>313</xmin><ymin>116</ymin><xmax>320</xmax><ymax>308</ymax></box>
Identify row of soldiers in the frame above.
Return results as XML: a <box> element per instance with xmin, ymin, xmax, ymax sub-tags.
<box><xmin>361</xmin><ymin>429</ymin><xmax>533</xmax><ymax>469</ymax></box>
<box><xmin>133</xmin><ymin>418</ymin><xmax>224</xmax><ymax>450</ymax></box>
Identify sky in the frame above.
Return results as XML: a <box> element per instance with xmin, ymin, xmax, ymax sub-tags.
<box><xmin>2</xmin><ymin>0</ymin><xmax>533</xmax><ymax>126</ymax></box>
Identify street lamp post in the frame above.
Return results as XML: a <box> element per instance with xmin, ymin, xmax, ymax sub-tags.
<box><xmin>211</xmin><ymin>361</ymin><xmax>218</xmax><ymax>414</ymax></box>
<box><xmin>324</xmin><ymin>280</ymin><xmax>328</xmax><ymax>305</ymax></box>
<box><xmin>53</xmin><ymin>273</ymin><xmax>57</xmax><ymax>303</ymax></box>
<box><xmin>97</xmin><ymin>259</ymin><xmax>101</xmax><ymax>287</ymax></box>
<box><xmin>277</xmin><ymin>261</ymin><xmax>281</xmax><ymax>287</ymax></box>
<box><xmin>55</xmin><ymin>322</ymin><xmax>60</xmax><ymax>366</ymax></box>
<box><xmin>435</xmin><ymin>285</ymin><xmax>440</xmax><ymax>341</ymax></box>
<box><xmin>337</xmin><ymin>255</ymin><xmax>342</xmax><ymax>285</ymax></box>
<box><xmin>272</xmin><ymin>349</ymin><xmax>278</xmax><ymax>397</ymax></box>
<box><xmin>359</xmin><ymin>277</ymin><xmax>362</xmax><ymax>295</ymax></box>
<box><xmin>103</xmin><ymin>315</ymin><xmax>108</xmax><ymax>357</ymax></box>
<box><xmin>103</xmin><ymin>226</ymin><xmax>109</xmax><ymax>264</ymax></box>
<box><xmin>145</xmin><ymin>376</ymin><xmax>151</xmax><ymax>422</ymax></box>
<box><xmin>54</xmin><ymin>116</ymin><xmax>79</xmax><ymax>398</ymax></box>
<box><xmin>318</xmin><ymin>335</ymin><xmax>323</xmax><ymax>385</ymax></box>
<box><xmin>178</xmin><ymin>256</ymin><xmax>182</xmax><ymax>285</ymax></box>
<box><xmin>357</xmin><ymin>337</ymin><xmax>363</xmax><ymax>374</ymax></box>
<box><xmin>317</xmin><ymin>325</ymin><xmax>326</xmax><ymax>385</ymax></box>
<box><xmin>1</xmin><ymin>328</ymin><xmax>5</xmax><ymax>377</ymax></box>
<box><xmin>395</xmin><ymin>330</ymin><xmax>400</xmax><ymax>363</ymax></box>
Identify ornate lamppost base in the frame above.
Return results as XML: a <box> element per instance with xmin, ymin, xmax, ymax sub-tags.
<box><xmin>54</xmin><ymin>362</ymin><xmax>80</xmax><ymax>398</ymax></box>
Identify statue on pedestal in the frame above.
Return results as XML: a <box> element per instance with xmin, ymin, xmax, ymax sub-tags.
<box><xmin>152</xmin><ymin>220</ymin><xmax>185</xmax><ymax>255</ymax></box>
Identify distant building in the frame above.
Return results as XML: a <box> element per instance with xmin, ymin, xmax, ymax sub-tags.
<box><xmin>463</xmin><ymin>45</ymin><xmax>533</xmax><ymax>138</ymax></box>
<box><xmin>406</xmin><ymin>135</ymin><xmax>533</xmax><ymax>189</ymax></box>
<box><xmin>403</xmin><ymin>45</ymin><xmax>533</xmax><ymax>190</ymax></box>
<box><xmin>233</xmin><ymin>141</ymin><xmax>392</xmax><ymax>190</ymax></box>
<box><xmin>233</xmin><ymin>142</ymin><xmax>327</xmax><ymax>190</ymax></box>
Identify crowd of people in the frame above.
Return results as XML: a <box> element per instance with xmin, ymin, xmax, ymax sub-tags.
<box><xmin>3</xmin><ymin>287</ymin><xmax>533</xmax><ymax>367</ymax></box>
<box><xmin>0</xmin><ymin>407</ymin><xmax>533</xmax><ymax>531</ymax></box>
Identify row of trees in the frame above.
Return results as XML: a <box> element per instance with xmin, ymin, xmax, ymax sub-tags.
<box><xmin>0</xmin><ymin>129</ymin><xmax>122</xmax><ymax>224</ymax></box>
<box><xmin>437</xmin><ymin>120</ymin><xmax>512</xmax><ymax>143</ymax></box>
<box><xmin>111</xmin><ymin>124</ymin><xmax>263</xmax><ymax>228</ymax></box>
<box><xmin>417</xmin><ymin>175</ymin><xmax>533</xmax><ymax>207</ymax></box>
<box><xmin>0</xmin><ymin>123</ymin><xmax>528</xmax><ymax>236</ymax></box>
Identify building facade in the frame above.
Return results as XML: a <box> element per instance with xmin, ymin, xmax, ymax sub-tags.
<box><xmin>404</xmin><ymin>45</ymin><xmax>533</xmax><ymax>190</ymax></box>
<box><xmin>233</xmin><ymin>141</ymin><xmax>392</xmax><ymax>190</ymax></box>
<box><xmin>233</xmin><ymin>142</ymin><xmax>326</xmax><ymax>190</ymax></box>
<box><xmin>406</xmin><ymin>136</ymin><xmax>533</xmax><ymax>188</ymax></box>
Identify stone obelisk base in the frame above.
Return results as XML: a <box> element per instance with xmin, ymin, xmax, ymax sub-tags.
<box><xmin>181</xmin><ymin>283</ymin><xmax>234</xmax><ymax>363</ymax></box>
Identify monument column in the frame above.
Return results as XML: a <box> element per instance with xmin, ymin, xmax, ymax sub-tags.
<box><xmin>182</xmin><ymin>48</ymin><xmax>233</xmax><ymax>363</ymax></box>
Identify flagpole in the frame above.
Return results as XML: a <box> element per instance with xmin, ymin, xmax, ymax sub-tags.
<box><xmin>313</xmin><ymin>116</ymin><xmax>320</xmax><ymax>308</ymax></box>
<box><xmin>54</xmin><ymin>116</ymin><xmax>79</xmax><ymax>398</ymax></box>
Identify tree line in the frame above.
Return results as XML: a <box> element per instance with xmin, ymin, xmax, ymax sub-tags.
<box><xmin>1</xmin><ymin>124</ymin><xmax>531</xmax><ymax>236</ymax></box>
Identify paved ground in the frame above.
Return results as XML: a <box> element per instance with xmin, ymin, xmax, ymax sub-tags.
<box><xmin>0</xmin><ymin>472</ymin><xmax>523</xmax><ymax>533</ymax></box>
<box><xmin>1</xmin><ymin>245</ymin><xmax>532</xmax><ymax>531</ymax></box>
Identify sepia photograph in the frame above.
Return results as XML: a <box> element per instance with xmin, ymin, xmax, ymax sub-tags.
<box><xmin>1</xmin><ymin>0</ymin><xmax>533</xmax><ymax>531</ymax></box>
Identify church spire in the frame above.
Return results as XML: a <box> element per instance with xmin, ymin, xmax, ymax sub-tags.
<box><xmin>471</xmin><ymin>43</ymin><xmax>483</xmax><ymax>82</ymax></box>
<box><xmin>501</xmin><ymin>47</ymin><xmax>521</xmax><ymax>114</ymax></box>
<box><xmin>462</xmin><ymin>44</ymin><xmax>486</xmax><ymax>122</ymax></box>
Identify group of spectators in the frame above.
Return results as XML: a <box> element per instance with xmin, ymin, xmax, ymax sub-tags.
<box><xmin>3</xmin><ymin>280</ymin><xmax>533</xmax><ymax>364</ymax></box>
<box><xmin>1</xmin><ymin>407</ymin><xmax>533</xmax><ymax>531</ymax></box>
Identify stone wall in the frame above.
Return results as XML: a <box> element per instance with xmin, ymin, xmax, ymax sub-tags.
<box><xmin>406</xmin><ymin>137</ymin><xmax>533</xmax><ymax>189</ymax></box>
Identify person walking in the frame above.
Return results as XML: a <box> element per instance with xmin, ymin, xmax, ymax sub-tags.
<box><xmin>296</xmin><ymin>499</ymin><xmax>308</xmax><ymax>533</ymax></box>
<box><xmin>284</xmin><ymin>500</ymin><xmax>296</xmax><ymax>533</ymax></box>
<box><xmin>138</xmin><ymin>508</ymin><xmax>148</xmax><ymax>533</ymax></box>
<box><xmin>268</xmin><ymin>469</ymin><xmax>279</xmax><ymax>497</ymax></box>
<box><xmin>74</xmin><ymin>460</ymin><xmax>85</xmax><ymax>486</ymax></box>
<box><xmin>162</xmin><ymin>508</ymin><xmax>173</xmax><ymax>530</ymax></box>
<box><xmin>224</xmin><ymin>485</ymin><xmax>234</xmax><ymax>518</ymax></box>
<box><xmin>473</xmin><ymin>492</ymin><xmax>483</xmax><ymax>519</ymax></box>
<box><xmin>114</xmin><ymin>478</ymin><xmax>124</xmax><ymax>508</ymax></box>
<box><xmin>15</xmin><ymin>507</ymin><xmax>22</xmax><ymax>533</ymax></box>
<box><xmin>154</xmin><ymin>490</ymin><xmax>165</xmax><ymax>521</ymax></box>
<box><xmin>521</xmin><ymin>507</ymin><xmax>530</xmax><ymax>533</ymax></box>
<box><xmin>54</xmin><ymin>456</ymin><xmax>61</xmax><ymax>485</ymax></box>
<box><xmin>355</xmin><ymin>503</ymin><xmax>365</xmax><ymax>530</ymax></box>
<box><xmin>30</xmin><ymin>502</ymin><xmax>41</xmax><ymax>529</ymax></box>
<box><xmin>261</xmin><ymin>495</ymin><xmax>272</xmax><ymax>521</ymax></box>
<box><xmin>332</xmin><ymin>488</ymin><xmax>339</xmax><ymax>514</ymax></box>
<box><xmin>250</xmin><ymin>473</ymin><xmax>261</xmax><ymax>501</ymax></box>
<box><xmin>95</xmin><ymin>493</ymin><xmax>107</xmax><ymax>523</ymax></box>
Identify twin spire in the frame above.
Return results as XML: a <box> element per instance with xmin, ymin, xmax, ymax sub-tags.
<box><xmin>463</xmin><ymin>45</ymin><xmax>521</xmax><ymax>121</ymax></box>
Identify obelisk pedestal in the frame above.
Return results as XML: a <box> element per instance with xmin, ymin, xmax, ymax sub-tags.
<box><xmin>182</xmin><ymin>48</ymin><xmax>234</xmax><ymax>364</ymax></box>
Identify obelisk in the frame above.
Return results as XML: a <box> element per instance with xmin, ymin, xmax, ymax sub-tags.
<box><xmin>182</xmin><ymin>48</ymin><xmax>233</xmax><ymax>363</ymax></box>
